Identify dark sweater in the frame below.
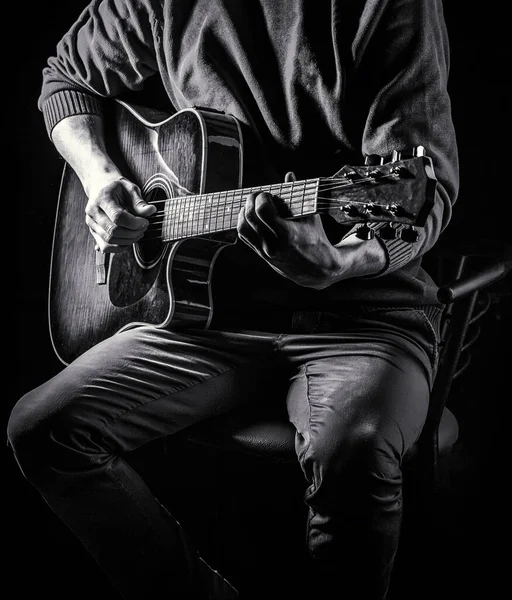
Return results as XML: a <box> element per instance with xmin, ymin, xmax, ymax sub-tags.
<box><xmin>38</xmin><ymin>0</ymin><xmax>459</xmax><ymax>314</ymax></box>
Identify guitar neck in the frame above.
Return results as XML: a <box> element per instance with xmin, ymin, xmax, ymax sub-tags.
<box><xmin>161</xmin><ymin>178</ymin><xmax>321</xmax><ymax>242</ymax></box>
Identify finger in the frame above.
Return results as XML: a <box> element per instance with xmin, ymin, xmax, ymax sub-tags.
<box><xmin>86</xmin><ymin>199</ymin><xmax>149</xmax><ymax>243</ymax></box>
<box><xmin>237</xmin><ymin>206</ymin><xmax>277</xmax><ymax>258</ymax></box>
<box><xmin>237</xmin><ymin>206</ymin><xmax>264</xmax><ymax>254</ymax></box>
<box><xmin>91</xmin><ymin>230</ymin><xmax>126</xmax><ymax>254</ymax></box>
<box><xmin>243</xmin><ymin>192</ymin><xmax>281</xmax><ymax>239</ymax></box>
<box><xmin>86</xmin><ymin>214</ymin><xmax>146</xmax><ymax>245</ymax></box>
<box><xmin>253</xmin><ymin>193</ymin><xmax>282</xmax><ymax>239</ymax></box>
<box><xmin>284</xmin><ymin>171</ymin><xmax>297</xmax><ymax>183</ymax></box>
<box><xmin>98</xmin><ymin>197</ymin><xmax>150</xmax><ymax>230</ymax></box>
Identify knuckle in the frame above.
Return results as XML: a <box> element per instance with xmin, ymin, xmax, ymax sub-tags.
<box><xmin>84</xmin><ymin>203</ymin><xmax>97</xmax><ymax>218</ymax></box>
<box><xmin>254</xmin><ymin>201</ymin><xmax>267</xmax><ymax>218</ymax></box>
<box><xmin>109</xmin><ymin>209</ymin><xmax>124</xmax><ymax>225</ymax></box>
<box><xmin>244</xmin><ymin>205</ymin><xmax>256</xmax><ymax>221</ymax></box>
<box><xmin>103</xmin><ymin>227</ymin><xmax>114</xmax><ymax>243</ymax></box>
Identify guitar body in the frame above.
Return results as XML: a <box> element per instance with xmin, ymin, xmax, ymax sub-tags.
<box><xmin>49</xmin><ymin>99</ymin><xmax>436</xmax><ymax>365</ymax></box>
<box><xmin>49</xmin><ymin>101</ymin><xmax>243</xmax><ymax>365</ymax></box>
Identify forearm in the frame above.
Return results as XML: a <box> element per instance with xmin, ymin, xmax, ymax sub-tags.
<box><xmin>51</xmin><ymin>114</ymin><xmax>122</xmax><ymax>195</ymax></box>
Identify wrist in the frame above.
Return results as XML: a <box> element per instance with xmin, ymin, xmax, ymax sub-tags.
<box><xmin>82</xmin><ymin>161</ymin><xmax>123</xmax><ymax>197</ymax></box>
<box><xmin>331</xmin><ymin>234</ymin><xmax>388</xmax><ymax>280</ymax></box>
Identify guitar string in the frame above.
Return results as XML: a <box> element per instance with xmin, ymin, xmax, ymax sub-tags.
<box><xmin>142</xmin><ymin>174</ymin><xmax>403</xmax><ymax>226</ymax></box>
<box><xmin>139</xmin><ymin>174</ymin><xmax>409</xmax><ymax>240</ymax></box>
<box><xmin>139</xmin><ymin>176</ymin><xmax>398</xmax><ymax>212</ymax></box>
<box><xmin>142</xmin><ymin>207</ymin><xmax>406</xmax><ymax>239</ymax></box>
<box><xmin>141</xmin><ymin>200</ymin><xmax>406</xmax><ymax>241</ymax></box>
<box><xmin>142</xmin><ymin>175</ymin><xmax>397</xmax><ymax>209</ymax></box>
<box><xmin>142</xmin><ymin>173</ymin><xmax>401</xmax><ymax>208</ymax></box>
<box><xmin>142</xmin><ymin>197</ymin><xmax>395</xmax><ymax>237</ymax></box>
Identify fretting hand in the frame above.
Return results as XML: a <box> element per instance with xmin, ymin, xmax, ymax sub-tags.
<box><xmin>237</xmin><ymin>172</ymin><xmax>345</xmax><ymax>289</ymax></box>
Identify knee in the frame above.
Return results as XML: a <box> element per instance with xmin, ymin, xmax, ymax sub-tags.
<box><xmin>7</xmin><ymin>388</ymin><xmax>53</xmax><ymax>479</ymax></box>
<box><xmin>305</xmin><ymin>420</ymin><xmax>402</xmax><ymax>484</ymax></box>
<box><xmin>7</xmin><ymin>385</ymin><xmax>92</xmax><ymax>482</ymax></box>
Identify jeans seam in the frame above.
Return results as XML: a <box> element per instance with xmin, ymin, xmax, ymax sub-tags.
<box><xmin>300</xmin><ymin>363</ymin><xmax>318</xmax><ymax>549</ymax></box>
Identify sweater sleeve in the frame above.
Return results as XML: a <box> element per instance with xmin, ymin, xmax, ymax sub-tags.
<box><xmin>343</xmin><ymin>0</ymin><xmax>459</xmax><ymax>276</ymax></box>
<box><xmin>38</xmin><ymin>0</ymin><xmax>161</xmax><ymax>137</ymax></box>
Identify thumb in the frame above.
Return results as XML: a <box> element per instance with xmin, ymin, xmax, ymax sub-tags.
<box><xmin>129</xmin><ymin>185</ymin><xmax>157</xmax><ymax>216</ymax></box>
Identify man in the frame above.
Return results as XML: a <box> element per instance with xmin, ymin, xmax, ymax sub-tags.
<box><xmin>8</xmin><ymin>1</ymin><xmax>458</xmax><ymax>599</ymax></box>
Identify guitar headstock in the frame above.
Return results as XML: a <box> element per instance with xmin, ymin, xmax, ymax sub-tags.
<box><xmin>322</xmin><ymin>147</ymin><xmax>437</xmax><ymax>240</ymax></box>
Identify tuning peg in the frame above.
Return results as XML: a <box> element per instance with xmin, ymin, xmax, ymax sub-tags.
<box><xmin>385</xmin><ymin>203</ymin><xmax>403</xmax><ymax>216</ymax></box>
<box><xmin>392</xmin><ymin>147</ymin><xmax>423</xmax><ymax>161</ymax></box>
<box><xmin>399</xmin><ymin>149</ymin><xmax>415</xmax><ymax>159</ymax></box>
<box><xmin>399</xmin><ymin>226</ymin><xmax>419</xmax><ymax>243</ymax></box>
<box><xmin>378</xmin><ymin>224</ymin><xmax>398</xmax><ymax>240</ymax></box>
<box><xmin>390</xmin><ymin>164</ymin><xmax>413</xmax><ymax>178</ymax></box>
<box><xmin>342</xmin><ymin>169</ymin><xmax>359</xmax><ymax>180</ymax></box>
<box><xmin>355</xmin><ymin>223</ymin><xmax>376</xmax><ymax>240</ymax></box>
<box><xmin>341</xmin><ymin>203</ymin><xmax>360</xmax><ymax>217</ymax></box>
<box><xmin>364</xmin><ymin>154</ymin><xmax>384</xmax><ymax>166</ymax></box>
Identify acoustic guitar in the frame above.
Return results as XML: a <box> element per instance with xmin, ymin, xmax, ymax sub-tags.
<box><xmin>49</xmin><ymin>99</ymin><xmax>437</xmax><ymax>365</ymax></box>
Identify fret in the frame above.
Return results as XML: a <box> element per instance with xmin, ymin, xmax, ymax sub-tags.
<box><xmin>206</xmin><ymin>193</ymin><xmax>213</xmax><ymax>234</ymax></box>
<box><xmin>180</xmin><ymin>194</ymin><xmax>187</xmax><ymax>238</ymax></box>
<box><xmin>161</xmin><ymin>178</ymin><xmax>320</xmax><ymax>242</ymax></box>
<box><xmin>198</xmin><ymin>195</ymin><xmax>206</xmax><ymax>234</ymax></box>
<box><xmin>204</xmin><ymin>194</ymin><xmax>212</xmax><ymax>234</ymax></box>
<box><xmin>301</xmin><ymin>180</ymin><xmax>307</xmax><ymax>218</ymax></box>
<box><xmin>190</xmin><ymin>195</ymin><xmax>198</xmax><ymax>236</ymax></box>
<box><xmin>289</xmin><ymin>179</ymin><xmax>296</xmax><ymax>215</ymax></box>
<box><xmin>223</xmin><ymin>190</ymin><xmax>232</xmax><ymax>231</ymax></box>
<box><xmin>185</xmin><ymin>193</ymin><xmax>194</xmax><ymax>237</ymax></box>
<box><xmin>221</xmin><ymin>191</ymin><xmax>237</xmax><ymax>232</ymax></box>
<box><xmin>162</xmin><ymin>199</ymin><xmax>171</xmax><ymax>240</ymax></box>
<box><xmin>194</xmin><ymin>196</ymin><xmax>201</xmax><ymax>236</ymax></box>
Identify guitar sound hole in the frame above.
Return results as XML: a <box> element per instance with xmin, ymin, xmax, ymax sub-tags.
<box><xmin>134</xmin><ymin>186</ymin><xmax>167</xmax><ymax>268</ymax></box>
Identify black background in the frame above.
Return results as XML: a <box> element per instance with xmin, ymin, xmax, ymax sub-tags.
<box><xmin>8</xmin><ymin>2</ymin><xmax>510</xmax><ymax>599</ymax></box>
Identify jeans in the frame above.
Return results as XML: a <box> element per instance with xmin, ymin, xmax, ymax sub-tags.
<box><xmin>7</xmin><ymin>307</ymin><xmax>437</xmax><ymax>599</ymax></box>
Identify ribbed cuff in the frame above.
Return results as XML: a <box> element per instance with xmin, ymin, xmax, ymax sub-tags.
<box><xmin>42</xmin><ymin>90</ymin><xmax>104</xmax><ymax>137</ymax></box>
<box><xmin>343</xmin><ymin>222</ymin><xmax>414</xmax><ymax>278</ymax></box>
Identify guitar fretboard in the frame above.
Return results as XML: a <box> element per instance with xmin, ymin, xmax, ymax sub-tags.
<box><xmin>161</xmin><ymin>178</ymin><xmax>321</xmax><ymax>241</ymax></box>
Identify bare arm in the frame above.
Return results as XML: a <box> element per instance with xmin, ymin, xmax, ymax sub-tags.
<box><xmin>52</xmin><ymin>115</ymin><xmax>156</xmax><ymax>253</ymax></box>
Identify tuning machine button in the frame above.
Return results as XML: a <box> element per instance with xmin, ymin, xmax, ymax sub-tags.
<box><xmin>355</xmin><ymin>223</ymin><xmax>376</xmax><ymax>240</ymax></box>
<box><xmin>399</xmin><ymin>226</ymin><xmax>419</xmax><ymax>243</ymax></box>
<box><xmin>378</xmin><ymin>224</ymin><xmax>398</xmax><ymax>240</ymax></box>
<box><xmin>392</xmin><ymin>148</ymin><xmax>421</xmax><ymax>161</ymax></box>
<box><xmin>364</xmin><ymin>154</ymin><xmax>384</xmax><ymax>166</ymax></box>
